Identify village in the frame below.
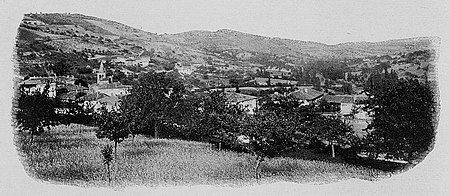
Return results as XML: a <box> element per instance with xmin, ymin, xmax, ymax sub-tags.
<box><xmin>18</xmin><ymin>44</ymin><xmax>434</xmax><ymax>139</ymax></box>
<box><xmin>19</xmin><ymin>52</ymin><xmax>387</xmax><ymax>140</ymax></box>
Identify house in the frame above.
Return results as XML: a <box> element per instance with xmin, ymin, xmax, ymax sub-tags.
<box><xmin>20</xmin><ymin>77</ymin><xmax>57</xmax><ymax>97</ymax></box>
<box><xmin>57</xmin><ymin>83</ymin><xmax>89</xmax><ymax>101</ymax></box>
<box><xmin>289</xmin><ymin>88</ymin><xmax>324</xmax><ymax>103</ymax></box>
<box><xmin>78</xmin><ymin>91</ymin><xmax>110</xmax><ymax>111</ymax></box>
<box><xmin>96</xmin><ymin>95</ymin><xmax>121</xmax><ymax>111</ymax></box>
<box><xmin>91</xmin><ymin>82</ymin><xmax>132</xmax><ymax>97</ymax></box>
<box><xmin>267</xmin><ymin>67</ymin><xmax>292</xmax><ymax>78</ymax></box>
<box><xmin>176</xmin><ymin>65</ymin><xmax>196</xmax><ymax>75</ymax></box>
<box><xmin>78</xmin><ymin>91</ymin><xmax>121</xmax><ymax>112</ymax></box>
<box><xmin>225</xmin><ymin>92</ymin><xmax>258</xmax><ymax>114</ymax></box>
<box><xmin>252</xmin><ymin>77</ymin><xmax>298</xmax><ymax>86</ymax></box>
<box><xmin>120</xmin><ymin>68</ymin><xmax>135</xmax><ymax>76</ymax></box>
<box><xmin>322</xmin><ymin>94</ymin><xmax>354</xmax><ymax>116</ymax></box>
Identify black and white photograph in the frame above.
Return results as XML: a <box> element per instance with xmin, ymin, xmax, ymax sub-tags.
<box><xmin>1</xmin><ymin>0</ymin><xmax>449</xmax><ymax>195</ymax></box>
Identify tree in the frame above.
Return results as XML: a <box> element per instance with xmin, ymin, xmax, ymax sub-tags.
<box><xmin>94</xmin><ymin>106</ymin><xmax>128</xmax><ymax>159</ymax></box>
<box><xmin>312</xmin><ymin>76</ymin><xmax>321</xmax><ymax>90</ymax></box>
<box><xmin>363</xmin><ymin>78</ymin><xmax>436</xmax><ymax>162</ymax></box>
<box><xmin>257</xmin><ymin>94</ymin><xmax>303</xmax><ymax>114</ymax></box>
<box><xmin>307</xmin><ymin>115</ymin><xmax>354</xmax><ymax>158</ymax></box>
<box><xmin>229</xmin><ymin>78</ymin><xmax>242</xmax><ymax>93</ymax></box>
<box><xmin>184</xmin><ymin>91</ymin><xmax>246</xmax><ymax>145</ymax></box>
<box><xmin>58</xmin><ymin>98</ymin><xmax>94</xmax><ymax>126</ymax></box>
<box><xmin>74</xmin><ymin>78</ymin><xmax>89</xmax><ymax>88</ymax></box>
<box><xmin>324</xmin><ymin>79</ymin><xmax>331</xmax><ymax>89</ymax></box>
<box><xmin>342</xmin><ymin>83</ymin><xmax>353</xmax><ymax>95</ymax></box>
<box><xmin>239</xmin><ymin>109</ymin><xmax>304</xmax><ymax>180</ymax></box>
<box><xmin>121</xmin><ymin>72</ymin><xmax>187</xmax><ymax>138</ymax></box>
<box><xmin>101</xmin><ymin>144</ymin><xmax>113</xmax><ymax>183</ymax></box>
<box><xmin>236</xmin><ymin>95</ymin><xmax>317</xmax><ymax>179</ymax></box>
<box><xmin>52</xmin><ymin>61</ymin><xmax>70</xmax><ymax>76</ymax></box>
<box><xmin>254</xmin><ymin>94</ymin><xmax>356</xmax><ymax>159</ymax></box>
<box><xmin>15</xmin><ymin>85</ymin><xmax>58</xmax><ymax>143</ymax></box>
<box><xmin>316</xmin><ymin>98</ymin><xmax>336</xmax><ymax>113</ymax></box>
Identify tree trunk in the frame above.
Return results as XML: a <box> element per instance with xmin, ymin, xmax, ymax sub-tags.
<box><xmin>114</xmin><ymin>140</ymin><xmax>118</xmax><ymax>181</ymax></box>
<box><xmin>331</xmin><ymin>141</ymin><xmax>335</xmax><ymax>158</ymax></box>
<box><xmin>114</xmin><ymin>141</ymin><xmax>118</xmax><ymax>160</ymax></box>
<box><xmin>154</xmin><ymin>124</ymin><xmax>158</xmax><ymax>139</ymax></box>
<box><xmin>30</xmin><ymin>130</ymin><xmax>34</xmax><ymax>144</ymax></box>
<box><xmin>107</xmin><ymin>163</ymin><xmax>111</xmax><ymax>184</ymax></box>
<box><xmin>255</xmin><ymin>156</ymin><xmax>263</xmax><ymax>181</ymax></box>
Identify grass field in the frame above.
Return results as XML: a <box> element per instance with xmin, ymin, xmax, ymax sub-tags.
<box><xmin>15</xmin><ymin>124</ymin><xmax>393</xmax><ymax>187</ymax></box>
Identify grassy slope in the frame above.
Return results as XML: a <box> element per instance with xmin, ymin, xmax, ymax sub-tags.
<box><xmin>23</xmin><ymin>14</ymin><xmax>438</xmax><ymax>61</ymax></box>
<box><xmin>15</xmin><ymin>124</ymin><xmax>392</xmax><ymax>187</ymax></box>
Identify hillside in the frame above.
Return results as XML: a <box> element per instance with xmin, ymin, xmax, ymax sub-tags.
<box><xmin>17</xmin><ymin>13</ymin><xmax>439</xmax><ymax>66</ymax></box>
<box><xmin>14</xmin><ymin>12</ymin><xmax>441</xmax><ymax>91</ymax></box>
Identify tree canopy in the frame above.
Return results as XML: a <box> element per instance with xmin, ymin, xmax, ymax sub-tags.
<box><xmin>120</xmin><ymin>72</ymin><xmax>188</xmax><ymax>138</ymax></box>
<box><xmin>15</xmin><ymin>85</ymin><xmax>59</xmax><ymax>141</ymax></box>
<box><xmin>363</xmin><ymin>78</ymin><xmax>436</xmax><ymax>162</ymax></box>
<box><xmin>15</xmin><ymin>84</ymin><xmax>93</xmax><ymax>142</ymax></box>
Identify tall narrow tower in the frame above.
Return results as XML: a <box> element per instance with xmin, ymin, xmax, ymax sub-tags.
<box><xmin>96</xmin><ymin>61</ymin><xmax>106</xmax><ymax>84</ymax></box>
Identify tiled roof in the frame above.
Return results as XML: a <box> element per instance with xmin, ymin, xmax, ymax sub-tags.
<box><xmin>64</xmin><ymin>84</ymin><xmax>88</xmax><ymax>91</ymax></box>
<box><xmin>98</xmin><ymin>96</ymin><xmax>120</xmax><ymax>106</ymax></box>
<box><xmin>21</xmin><ymin>76</ymin><xmax>76</xmax><ymax>86</ymax></box>
<box><xmin>354</xmin><ymin>95</ymin><xmax>368</xmax><ymax>102</ymax></box>
<box><xmin>79</xmin><ymin>92</ymin><xmax>109</xmax><ymax>101</ymax></box>
<box><xmin>59</xmin><ymin>91</ymin><xmax>85</xmax><ymax>100</ymax></box>
<box><xmin>93</xmin><ymin>82</ymin><xmax>132</xmax><ymax>90</ymax></box>
<box><xmin>21</xmin><ymin>77</ymin><xmax>54</xmax><ymax>85</ymax></box>
<box><xmin>289</xmin><ymin>88</ymin><xmax>324</xmax><ymax>101</ymax></box>
<box><xmin>226</xmin><ymin>92</ymin><xmax>257</xmax><ymax>103</ymax></box>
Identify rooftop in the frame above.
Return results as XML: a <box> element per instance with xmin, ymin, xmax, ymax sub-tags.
<box><xmin>289</xmin><ymin>88</ymin><xmax>324</xmax><ymax>101</ymax></box>
<box><xmin>226</xmin><ymin>92</ymin><xmax>257</xmax><ymax>103</ymax></box>
<box><xmin>98</xmin><ymin>95</ymin><xmax>121</xmax><ymax>106</ymax></box>
<box><xmin>92</xmin><ymin>82</ymin><xmax>132</xmax><ymax>90</ymax></box>
<box><xmin>79</xmin><ymin>92</ymin><xmax>109</xmax><ymax>101</ymax></box>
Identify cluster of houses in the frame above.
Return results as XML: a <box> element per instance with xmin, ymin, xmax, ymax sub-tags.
<box><xmin>221</xmin><ymin>85</ymin><xmax>370</xmax><ymax>135</ymax></box>
<box><xmin>19</xmin><ymin>57</ymin><xmax>370</xmax><ymax>133</ymax></box>
<box><xmin>19</xmin><ymin>61</ymin><xmax>132</xmax><ymax>111</ymax></box>
<box><xmin>265</xmin><ymin>66</ymin><xmax>293</xmax><ymax>78</ymax></box>
<box><xmin>214</xmin><ymin>84</ymin><xmax>368</xmax><ymax>119</ymax></box>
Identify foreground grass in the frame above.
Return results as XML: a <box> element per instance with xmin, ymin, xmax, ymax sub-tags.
<box><xmin>15</xmin><ymin>124</ymin><xmax>392</xmax><ymax>187</ymax></box>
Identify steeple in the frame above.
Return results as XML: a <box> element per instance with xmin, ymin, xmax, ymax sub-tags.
<box><xmin>97</xmin><ymin>61</ymin><xmax>107</xmax><ymax>84</ymax></box>
<box><xmin>99</xmin><ymin>61</ymin><xmax>105</xmax><ymax>73</ymax></box>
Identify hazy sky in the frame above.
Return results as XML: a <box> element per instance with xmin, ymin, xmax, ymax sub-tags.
<box><xmin>1</xmin><ymin>0</ymin><xmax>448</xmax><ymax>45</ymax></box>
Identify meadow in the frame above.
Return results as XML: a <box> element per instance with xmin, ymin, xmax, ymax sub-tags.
<box><xmin>15</xmin><ymin>124</ymin><xmax>394</xmax><ymax>187</ymax></box>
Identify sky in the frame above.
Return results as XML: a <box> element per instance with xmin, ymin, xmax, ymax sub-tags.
<box><xmin>1</xmin><ymin>1</ymin><xmax>450</xmax><ymax>195</ymax></box>
<box><xmin>1</xmin><ymin>0</ymin><xmax>449</xmax><ymax>44</ymax></box>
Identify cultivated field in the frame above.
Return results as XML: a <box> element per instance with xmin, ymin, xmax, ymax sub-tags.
<box><xmin>15</xmin><ymin>124</ymin><xmax>393</xmax><ymax>187</ymax></box>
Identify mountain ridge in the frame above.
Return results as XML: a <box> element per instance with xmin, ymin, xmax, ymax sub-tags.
<box><xmin>18</xmin><ymin>13</ymin><xmax>439</xmax><ymax>68</ymax></box>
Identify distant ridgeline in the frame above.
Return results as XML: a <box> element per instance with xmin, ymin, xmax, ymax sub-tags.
<box><xmin>15</xmin><ymin>12</ymin><xmax>439</xmax><ymax>106</ymax></box>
